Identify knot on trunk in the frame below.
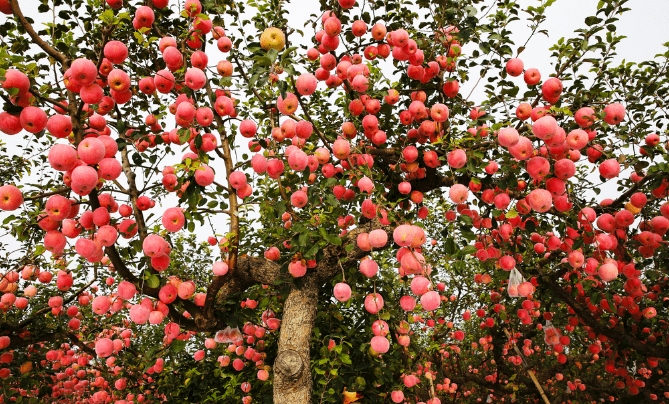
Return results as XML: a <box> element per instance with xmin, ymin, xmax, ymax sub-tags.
<box><xmin>275</xmin><ymin>349</ymin><xmax>303</xmax><ymax>378</ymax></box>
<box><xmin>193</xmin><ymin>314</ymin><xmax>218</xmax><ymax>332</ymax></box>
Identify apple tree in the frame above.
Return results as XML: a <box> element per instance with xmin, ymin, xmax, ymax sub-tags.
<box><xmin>0</xmin><ymin>0</ymin><xmax>668</xmax><ymax>403</ymax></box>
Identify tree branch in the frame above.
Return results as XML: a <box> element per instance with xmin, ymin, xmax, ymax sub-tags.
<box><xmin>9</xmin><ymin>0</ymin><xmax>69</xmax><ymax>67</ymax></box>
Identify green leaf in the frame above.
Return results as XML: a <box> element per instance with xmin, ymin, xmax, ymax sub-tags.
<box><xmin>179</xmin><ymin>130</ymin><xmax>191</xmax><ymax>144</ymax></box>
<box><xmin>267</xmin><ymin>48</ymin><xmax>279</xmax><ymax>63</ymax></box>
<box><xmin>248</xmin><ymin>72</ymin><xmax>260</xmax><ymax>88</ymax></box>
<box><xmin>459</xmin><ymin>215</ymin><xmax>473</xmax><ymax>226</ymax></box>
<box><xmin>254</xmin><ymin>56</ymin><xmax>272</xmax><ymax>67</ymax></box>
<box><xmin>116</xmin><ymin>121</ymin><xmax>127</xmax><ymax>134</ymax></box>
<box><xmin>585</xmin><ymin>16</ymin><xmax>602</xmax><ymax>26</ymax></box>
<box><xmin>132</xmin><ymin>153</ymin><xmax>143</xmax><ymax>165</ymax></box>
<box><xmin>445</xmin><ymin>238</ymin><xmax>456</xmax><ymax>255</ymax></box>
<box><xmin>461</xmin><ymin>228</ymin><xmax>476</xmax><ymax>241</ymax></box>
<box><xmin>281</xmin><ymin>47</ymin><xmax>298</xmax><ymax>60</ymax></box>
<box><xmin>460</xmin><ymin>245</ymin><xmax>477</xmax><ymax>256</ymax></box>
<box><xmin>171</xmin><ymin>339</ymin><xmax>186</xmax><ymax>353</ymax></box>
<box><xmin>283</xmin><ymin>63</ymin><xmax>296</xmax><ymax>76</ymax></box>
<box><xmin>325</xmin><ymin>193</ymin><xmax>340</xmax><ymax>207</ymax></box>
<box><xmin>328</xmin><ymin>234</ymin><xmax>342</xmax><ymax>246</ymax></box>
<box><xmin>147</xmin><ymin>275</ymin><xmax>160</xmax><ymax>289</ymax></box>
<box><xmin>298</xmin><ymin>232</ymin><xmax>308</xmax><ymax>247</ymax></box>
<box><xmin>100</xmin><ymin>9</ymin><xmax>114</xmax><ymax>23</ymax></box>
<box><xmin>277</xmin><ymin>81</ymin><xmax>287</xmax><ymax>100</ymax></box>
<box><xmin>305</xmin><ymin>243</ymin><xmax>320</xmax><ymax>258</ymax></box>
<box><xmin>34</xmin><ymin>245</ymin><xmax>46</xmax><ymax>256</ymax></box>
<box><xmin>525</xmin><ymin>220</ymin><xmax>536</xmax><ymax>233</ymax></box>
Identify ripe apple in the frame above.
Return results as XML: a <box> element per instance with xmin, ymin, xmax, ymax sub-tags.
<box><xmin>505</xmin><ymin>58</ymin><xmax>524</xmax><ymax>76</ymax></box>
<box><xmin>260</xmin><ymin>27</ymin><xmax>285</xmax><ymax>51</ymax></box>
<box><xmin>524</xmin><ymin>68</ymin><xmax>541</xmax><ymax>85</ymax></box>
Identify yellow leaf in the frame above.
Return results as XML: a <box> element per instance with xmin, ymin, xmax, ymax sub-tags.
<box><xmin>343</xmin><ymin>389</ymin><xmax>362</xmax><ymax>404</ymax></box>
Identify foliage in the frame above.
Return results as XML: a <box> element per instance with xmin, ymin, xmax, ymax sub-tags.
<box><xmin>0</xmin><ymin>0</ymin><xmax>668</xmax><ymax>403</ymax></box>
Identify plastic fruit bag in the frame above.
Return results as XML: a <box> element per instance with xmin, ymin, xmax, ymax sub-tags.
<box><xmin>518</xmin><ymin>280</ymin><xmax>535</xmax><ymax>297</ymax></box>
<box><xmin>507</xmin><ymin>268</ymin><xmax>525</xmax><ymax>297</ymax></box>
<box><xmin>543</xmin><ymin>320</ymin><xmax>561</xmax><ymax>346</ymax></box>
<box><xmin>214</xmin><ymin>326</ymin><xmax>242</xmax><ymax>343</ymax></box>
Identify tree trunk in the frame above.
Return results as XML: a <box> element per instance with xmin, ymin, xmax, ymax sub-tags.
<box><xmin>273</xmin><ymin>276</ymin><xmax>318</xmax><ymax>404</ymax></box>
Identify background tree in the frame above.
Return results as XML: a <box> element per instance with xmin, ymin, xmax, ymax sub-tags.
<box><xmin>0</xmin><ymin>0</ymin><xmax>668</xmax><ymax>403</ymax></box>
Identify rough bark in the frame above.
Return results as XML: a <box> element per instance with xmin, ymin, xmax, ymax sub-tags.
<box><xmin>271</xmin><ymin>218</ymin><xmax>393</xmax><ymax>403</ymax></box>
<box><xmin>273</xmin><ymin>275</ymin><xmax>319</xmax><ymax>404</ymax></box>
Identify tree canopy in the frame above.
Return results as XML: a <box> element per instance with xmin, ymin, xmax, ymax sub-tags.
<box><xmin>0</xmin><ymin>0</ymin><xmax>668</xmax><ymax>403</ymax></box>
